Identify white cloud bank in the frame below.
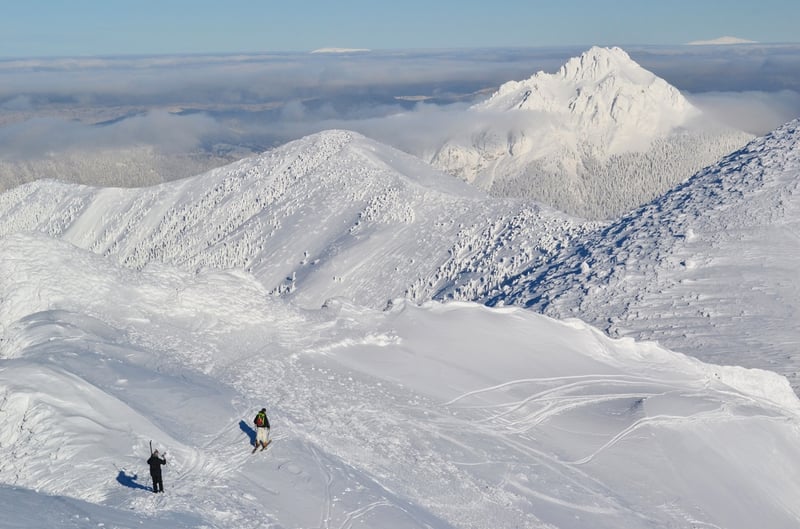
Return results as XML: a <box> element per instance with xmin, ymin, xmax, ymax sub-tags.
<box><xmin>687</xmin><ymin>89</ymin><xmax>800</xmax><ymax>134</ymax></box>
<box><xmin>0</xmin><ymin>111</ymin><xmax>221</xmax><ymax>159</ymax></box>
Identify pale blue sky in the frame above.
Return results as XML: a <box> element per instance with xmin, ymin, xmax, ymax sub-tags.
<box><xmin>1</xmin><ymin>0</ymin><xmax>798</xmax><ymax>58</ymax></box>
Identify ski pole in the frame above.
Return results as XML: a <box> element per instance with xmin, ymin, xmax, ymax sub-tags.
<box><xmin>148</xmin><ymin>440</ymin><xmax>153</xmax><ymax>491</ymax></box>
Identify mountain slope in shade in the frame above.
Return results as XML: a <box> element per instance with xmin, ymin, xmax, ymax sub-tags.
<box><xmin>0</xmin><ymin>129</ymin><xmax>589</xmax><ymax>310</ymax></box>
<box><xmin>427</xmin><ymin>46</ymin><xmax>752</xmax><ymax>219</ymax></box>
<box><xmin>2</xmin><ymin>232</ymin><xmax>800</xmax><ymax>528</ymax></box>
<box><xmin>489</xmin><ymin>119</ymin><xmax>800</xmax><ymax>387</ymax></box>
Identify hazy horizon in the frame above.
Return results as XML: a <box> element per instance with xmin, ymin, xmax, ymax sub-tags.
<box><xmin>1</xmin><ymin>44</ymin><xmax>799</xmax><ymax>189</ymax></box>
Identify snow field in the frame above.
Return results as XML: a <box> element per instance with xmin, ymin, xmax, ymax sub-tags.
<box><xmin>3</xmin><ymin>233</ymin><xmax>800</xmax><ymax>527</ymax></box>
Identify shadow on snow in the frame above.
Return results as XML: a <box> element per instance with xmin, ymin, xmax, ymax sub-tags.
<box><xmin>239</xmin><ymin>420</ymin><xmax>256</xmax><ymax>447</ymax></box>
<box><xmin>116</xmin><ymin>469</ymin><xmax>151</xmax><ymax>491</ymax></box>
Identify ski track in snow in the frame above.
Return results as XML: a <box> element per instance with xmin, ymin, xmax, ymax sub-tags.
<box><xmin>4</xmin><ymin>287</ymin><xmax>779</xmax><ymax>528</ymax></box>
<box><xmin>2</xmin><ymin>222</ymin><xmax>800</xmax><ymax>527</ymax></box>
<box><xmin>180</xmin><ymin>335</ymin><xmax>791</xmax><ymax>527</ymax></box>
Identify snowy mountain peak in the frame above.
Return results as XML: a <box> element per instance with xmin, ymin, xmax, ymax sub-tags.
<box><xmin>478</xmin><ymin>45</ymin><xmax>699</xmax><ymax>130</ymax></box>
<box><xmin>557</xmin><ymin>46</ymin><xmax>640</xmax><ymax>82</ymax></box>
<box><xmin>428</xmin><ymin>46</ymin><xmax>749</xmax><ymax>218</ymax></box>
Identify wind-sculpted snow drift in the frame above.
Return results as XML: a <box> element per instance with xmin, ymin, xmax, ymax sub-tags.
<box><xmin>427</xmin><ymin>46</ymin><xmax>753</xmax><ymax>219</ymax></box>
<box><xmin>2</xmin><ymin>233</ymin><xmax>800</xmax><ymax>528</ymax></box>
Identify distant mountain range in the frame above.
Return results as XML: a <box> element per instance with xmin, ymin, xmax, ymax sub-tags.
<box><xmin>425</xmin><ymin>46</ymin><xmax>753</xmax><ymax>219</ymax></box>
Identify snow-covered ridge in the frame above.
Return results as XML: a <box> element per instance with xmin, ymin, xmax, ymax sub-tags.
<box><xmin>0</xmin><ymin>119</ymin><xmax>795</xmax><ymax>391</ymax></box>
<box><xmin>0</xmin><ymin>129</ymin><xmax>588</xmax><ymax>310</ymax></box>
<box><xmin>491</xmin><ymin>119</ymin><xmax>800</xmax><ymax>385</ymax></box>
<box><xmin>427</xmin><ymin>46</ymin><xmax>752</xmax><ymax>218</ymax></box>
<box><xmin>1</xmin><ymin>118</ymin><xmax>795</xmax><ymax>389</ymax></box>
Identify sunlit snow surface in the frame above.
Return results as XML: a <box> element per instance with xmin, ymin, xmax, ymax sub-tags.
<box><xmin>2</xmin><ymin>232</ymin><xmax>800</xmax><ymax>529</ymax></box>
<box><xmin>0</xmin><ymin>129</ymin><xmax>589</xmax><ymax>311</ymax></box>
<box><xmin>0</xmin><ymin>105</ymin><xmax>799</xmax><ymax>526</ymax></box>
<box><xmin>1</xmin><ymin>121</ymin><xmax>798</xmax><ymax>387</ymax></box>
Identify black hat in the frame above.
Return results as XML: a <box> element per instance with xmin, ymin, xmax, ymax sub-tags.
<box><xmin>260</xmin><ymin>408</ymin><xmax>266</xmax><ymax>412</ymax></box>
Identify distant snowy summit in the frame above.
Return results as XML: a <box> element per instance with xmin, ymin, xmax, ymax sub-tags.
<box><xmin>687</xmin><ymin>36</ymin><xmax>758</xmax><ymax>45</ymax></box>
<box><xmin>477</xmin><ymin>46</ymin><xmax>698</xmax><ymax>154</ymax></box>
<box><xmin>310</xmin><ymin>47</ymin><xmax>371</xmax><ymax>54</ymax></box>
<box><xmin>427</xmin><ymin>46</ymin><xmax>752</xmax><ymax>219</ymax></box>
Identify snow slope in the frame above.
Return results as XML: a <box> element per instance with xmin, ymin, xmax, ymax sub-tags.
<box><xmin>3</xmin><ymin>232</ymin><xmax>800</xmax><ymax>528</ymax></box>
<box><xmin>1</xmin><ymin>121</ymin><xmax>798</xmax><ymax>390</ymax></box>
<box><xmin>493</xmin><ymin>119</ymin><xmax>800</xmax><ymax>387</ymax></box>
<box><xmin>427</xmin><ymin>47</ymin><xmax>752</xmax><ymax>218</ymax></box>
<box><xmin>0</xmin><ymin>129</ymin><xmax>590</xmax><ymax>311</ymax></box>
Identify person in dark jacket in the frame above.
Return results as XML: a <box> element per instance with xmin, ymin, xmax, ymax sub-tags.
<box><xmin>253</xmin><ymin>408</ymin><xmax>271</xmax><ymax>452</ymax></box>
<box><xmin>147</xmin><ymin>449</ymin><xmax>167</xmax><ymax>493</ymax></box>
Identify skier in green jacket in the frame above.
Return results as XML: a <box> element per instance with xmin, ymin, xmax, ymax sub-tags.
<box><xmin>253</xmin><ymin>408</ymin><xmax>271</xmax><ymax>452</ymax></box>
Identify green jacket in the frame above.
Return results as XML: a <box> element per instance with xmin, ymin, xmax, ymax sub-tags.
<box><xmin>254</xmin><ymin>411</ymin><xmax>270</xmax><ymax>429</ymax></box>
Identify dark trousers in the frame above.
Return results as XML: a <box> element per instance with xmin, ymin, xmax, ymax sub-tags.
<box><xmin>151</xmin><ymin>473</ymin><xmax>164</xmax><ymax>492</ymax></box>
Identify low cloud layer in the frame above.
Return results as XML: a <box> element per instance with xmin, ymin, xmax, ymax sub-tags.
<box><xmin>687</xmin><ymin>90</ymin><xmax>800</xmax><ymax>134</ymax></box>
<box><xmin>1</xmin><ymin>45</ymin><xmax>799</xmax><ymax>167</ymax></box>
<box><xmin>0</xmin><ymin>111</ymin><xmax>222</xmax><ymax>159</ymax></box>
